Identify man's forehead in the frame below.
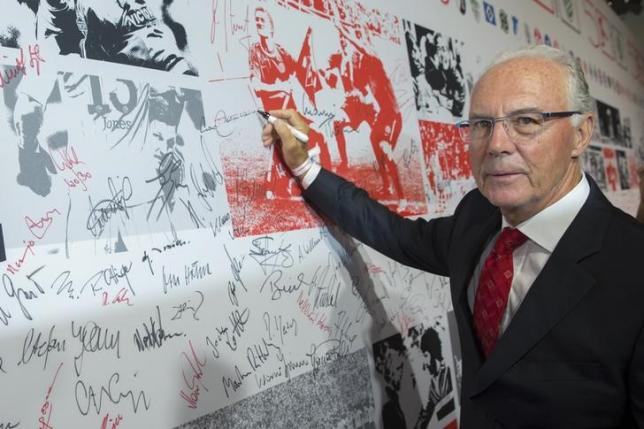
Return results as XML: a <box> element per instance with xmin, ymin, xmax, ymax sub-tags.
<box><xmin>480</xmin><ymin>56</ymin><xmax>565</xmax><ymax>83</ymax></box>
<box><xmin>472</xmin><ymin>57</ymin><xmax>567</xmax><ymax>103</ymax></box>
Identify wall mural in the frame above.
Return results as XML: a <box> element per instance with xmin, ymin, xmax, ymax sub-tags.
<box><xmin>0</xmin><ymin>0</ymin><xmax>642</xmax><ymax>428</ymax></box>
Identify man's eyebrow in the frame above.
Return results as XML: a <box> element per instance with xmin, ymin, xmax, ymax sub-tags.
<box><xmin>468</xmin><ymin>113</ymin><xmax>492</xmax><ymax>120</ymax></box>
<box><xmin>507</xmin><ymin>107</ymin><xmax>541</xmax><ymax>115</ymax></box>
<box><xmin>469</xmin><ymin>107</ymin><xmax>542</xmax><ymax>119</ymax></box>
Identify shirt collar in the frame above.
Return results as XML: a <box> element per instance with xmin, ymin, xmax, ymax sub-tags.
<box><xmin>501</xmin><ymin>174</ymin><xmax>590</xmax><ymax>253</ymax></box>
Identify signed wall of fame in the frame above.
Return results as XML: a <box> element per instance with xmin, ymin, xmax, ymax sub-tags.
<box><xmin>0</xmin><ymin>0</ymin><xmax>642</xmax><ymax>428</ymax></box>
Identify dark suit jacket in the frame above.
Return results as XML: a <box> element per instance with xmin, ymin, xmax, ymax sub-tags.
<box><xmin>304</xmin><ymin>169</ymin><xmax>644</xmax><ymax>428</ymax></box>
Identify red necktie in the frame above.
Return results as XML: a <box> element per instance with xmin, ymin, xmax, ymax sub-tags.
<box><xmin>473</xmin><ymin>227</ymin><xmax>528</xmax><ymax>357</ymax></box>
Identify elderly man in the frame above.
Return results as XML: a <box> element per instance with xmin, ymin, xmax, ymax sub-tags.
<box><xmin>262</xmin><ymin>45</ymin><xmax>644</xmax><ymax>427</ymax></box>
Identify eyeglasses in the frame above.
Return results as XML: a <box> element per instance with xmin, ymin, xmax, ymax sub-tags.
<box><xmin>455</xmin><ymin>111</ymin><xmax>581</xmax><ymax>143</ymax></box>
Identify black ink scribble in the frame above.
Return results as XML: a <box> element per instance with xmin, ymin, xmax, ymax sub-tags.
<box><xmin>0</xmin><ymin>420</ymin><xmax>20</xmax><ymax>429</ymax></box>
<box><xmin>81</xmin><ymin>263</ymin><xmax>135</xmax><ymax>298</ymax></box>
<box><xmin>17</xmin><ymin>325</ymin><xmax>66</xmax><ymax>370</ymax></box>
<box><xmin>249</xmin><ymin>236</ymin><xmax>294</xmax><ymax>274</ymax></box>
<box><xmin>75</xmin><ymin>373</ymin><xmax>151</xmax><ymax>416</ymax></box>
<box><xmin>133</xmin><ymin>306</ymin><xmax>184</xmax><ymax>352</ymax></box>
<box><xmin>2</xmin><ymin>273</ymin><xmax>45</xmax><ymax>322</ymax></box>
<box><xmin>146</xmin><ymin>150</ymin><xmax>187</xmax><ymax>221</ymax></box>
<box><xmin>86</xmin><ymin>177</ymin><xmax>134</xmax><ymax>238</ymax></box>
<box><xmin>171</xmin><ymin>290</ymin><xmax>204</xmax><ymax>321</ymax></box>
<box><xmin>71</xmin><ymin>320</ymin><xmax>121</xmax><ymax>377</ymax></box>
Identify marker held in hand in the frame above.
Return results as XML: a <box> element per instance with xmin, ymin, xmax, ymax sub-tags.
<box><xmin>257</xmin><ymin>110</ymin><xmax>310</xmax><ymax>144</ymax></box>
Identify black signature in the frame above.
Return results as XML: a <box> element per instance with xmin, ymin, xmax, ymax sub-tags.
<box><xmin>171</xmin><ymin>291</ymin><xmax>205</xmax><ymax>321</ymax></box>
<box><xmin>86</xmin><ymin>177</ymin><xmax>134</xmax><ymax>238</ymax></box>
<box><xmin>249</xmin><ymin>236</ymin><xmax>294</xmax><ymax>274</ymax></box>
<box><xmin>75</xmin><ymin>373</ymin><xmax>150</xmax><ymax>416</ymax></box>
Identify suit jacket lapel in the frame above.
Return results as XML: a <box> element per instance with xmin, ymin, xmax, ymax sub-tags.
<box><xmin>470</xmin><ymin>177</ymin><xmax>612</xmax><ymax>397</ymax></box>
<box><xmin>451</xmin><ymin>207</ymin><xmax>501</xmax><ymax>372</ymax></box>
<box><xmin>452</xmin><ymin>211</ymin><xmax>501</xmax><ymax>305</ymax></box>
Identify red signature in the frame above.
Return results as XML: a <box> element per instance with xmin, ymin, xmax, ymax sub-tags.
<box><xmin>25</xmin><ymin>209</ymin><xmax>61</xmax><ymax>240</ymax></box>
<box><xmin>38</xmin><ymin>362</ymin><xmax>63</xmax><ymax>429</ymax></box>
<box><xmin>180</xmin><ymin>340</ymin><xmax>208</xmax><ymax>409</ymax></box>
<box><xmin>51</xmin><ymin>145</ymin><xmax>84</xmax><ymax>172</ymax></box>
<box><xmin>29</xmin><ymin>44</ymin><xmax>45</xmax><ymax>76</ymax></box>
<box><xmin>297</xmin><ymin>292</ymin><xmax>331</xmax><ymax>335</ymax></box>
<box><xmin>6</xmin><ymin>240</ymin><xmax>36</xmax><ymax>275</ymax></box>
<box><xmin>50</xmin><ymin>145</ymin><xmax>92</xmax><ymax>192</ymax></box>
<box><xmin>0</xmin><ymin>48</ymin><xmax>26</xmax><ymax>89</ymax></box>
<box><xmin>100</xmin><ymin>413</ymin><xmax>123</xmax><ymax>429</ymax></box>
<box><xmin>0</xmin><ymin>44</ymin><xmax>45</xmax><ymax>89</ymax></box>
<box><xmin>102</xmin><ymin>288</ymin><xmax>133</xmax><ymax>307</ymax></box>
<box><xmin>7</xmin><ymin>207</ymin><xmax>60</xmax><ymax>275</ymax></box>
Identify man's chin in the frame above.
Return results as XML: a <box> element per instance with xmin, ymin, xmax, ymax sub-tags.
<box><xmin>482</xmin><ymin>189</ymin><xmax>528</xmax><ymax>212</ymax></box>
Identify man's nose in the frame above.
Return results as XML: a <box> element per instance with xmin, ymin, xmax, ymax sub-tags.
<box><xmin>486</xmin><ymin>119</ymin><xmax>515</xmax><ymax>155</ymax></box>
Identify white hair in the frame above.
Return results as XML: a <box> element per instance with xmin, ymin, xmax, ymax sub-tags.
<box><xmin>481</xmin><ymin>45</ymin><xmax>593</xmax><ymax>126</ymax></box>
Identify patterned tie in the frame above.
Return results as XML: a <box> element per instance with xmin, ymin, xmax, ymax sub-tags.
<box><xmin>473</xmin><ymin>227</ymin><xmax>528</xmax><ymax>357</ymax></box>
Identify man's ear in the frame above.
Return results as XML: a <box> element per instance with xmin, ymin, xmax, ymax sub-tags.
<box><xmin>571</xmin><ymin>113</ymin><xmax>594</xmax><ymax>159</ymax></box>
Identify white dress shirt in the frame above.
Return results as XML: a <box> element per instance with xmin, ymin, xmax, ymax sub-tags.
<box><xmin>299</xmin><ymin>162</ymin><xmax>322</xmax><ymax>189</ymax></box>
<box><xmin>467</xmin><ymin>174</ymin><xmax>590</xmax><ymax>335</ymax></box>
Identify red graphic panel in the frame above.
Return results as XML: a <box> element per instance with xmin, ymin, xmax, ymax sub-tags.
<box><xmin>221</xmin><ymin>152</ymin><xmax>323</xmax><ymax>238</ymax></box>
<box><xmin>602</xmin><ymin>147</ymin><xmax>619</xmax><ymax>192</ymax></box>
<box><xmin>248</xmin><ymin>7</ymin><xmax>331</xmax><ymax>202</ymax></box>
<box><xmin>419</xmin><ymin>120</ymin><xmax>475</xmax><ymax>215</ymax></box>
<box><xmin>220</xmin><ymin>4</ymin><xmax>426</xmax><ymax>237</ymax></box>
<box><xmin>325</xmin><ymin>38</ymin><xmax>406</xmax><ymax>202</ymax></box>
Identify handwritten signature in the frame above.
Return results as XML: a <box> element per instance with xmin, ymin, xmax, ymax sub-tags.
<box><xmin>38</xmin><ymin>362</ymin><xmax>63</xmax><ymax>429</ymax></box>
<box><xmin>87</xmin><ymin>177</ymin><xmax>133</xmax><ymax>238</ymax></box>
<box><xmin>5</xmin><ymin>241</ymin><xmax>37</xmax><ymax>275</ymax></box>
<box><xmin>71</xmin><ymin>321</ymin><xmax>121</xmax><ymax>377</ymax></box>
<box><xmin>171</xmin><ymin>291</ymin><xmax>204</xmax><ymax>321</ymax></box>
<box><xmin>100</xmin><ymin>414</ymin><xmax>123</xmax><ymax>429</ymax></box>
<box><xmin>25</xmin><ymin>209</ymin><xmax>61</xmax><ymax>240</ymax></box>
<box><xmin>51</xmin><ymin>145</ymin><xmax>92</xmax><ymax>192</ymax></box>
<box><xmin>75</xmin><ymin>373</ymin><xmax>150</xmax><ymax>416</ymax></box>
<box><xmin>179</xmin><ymin>340</ymin><xmax>208</xmax><ymax>409</ymax></box>
<box><xmin>18</xmin><ymin>325</ymin><xmax>66</xmax><ymax>370</ymax></box>
<box><xmin>249</xmin><ymin>236</ymin><xmax>294</xmax><ymax>274</ymax></box>
<box><xmin>0</xmin><ymin>44</ymin><xmax>44</xmax><ymax>89</ymax></box>
<box><xmin>102</xmin><ymin>288</ymin><xmax>133</xmax><ymax>307</ymax></box>
<box><xmin>1</xmin><ymin>271</ymin><xmax>45</xmax><ymax>322</ymax></box>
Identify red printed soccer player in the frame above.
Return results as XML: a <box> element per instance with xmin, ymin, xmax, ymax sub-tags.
<box><xmin>322</xmin><ymin>23</ymin><xmax>404</xmax><ymax>202</ymax></box>
<box><xmin>249</xmin><ymin>6</ymin><xmax>330</xmax><ymax>200</ymax></box>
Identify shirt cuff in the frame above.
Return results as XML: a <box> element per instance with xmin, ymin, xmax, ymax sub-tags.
<box><xmin>299</xmin><ymin>162</ymin><xmax>321</xmax><ymax>189</ymax></box>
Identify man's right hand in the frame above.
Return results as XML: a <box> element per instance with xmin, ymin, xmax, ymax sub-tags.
<box><xmin>261</xmin><ymin>109</ymin><xmax>310</xmax><ymax>171</ymax></box>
